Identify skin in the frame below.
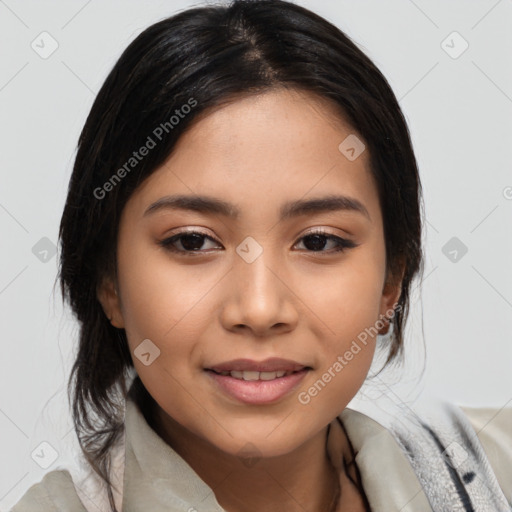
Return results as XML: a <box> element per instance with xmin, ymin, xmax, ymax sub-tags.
<box><xmin>98</xmin><ymin>87</ymin><xmax>402</xmax><ymax>511</ymax></box>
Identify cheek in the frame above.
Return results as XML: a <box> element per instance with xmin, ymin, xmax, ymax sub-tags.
<box><xmin>117</xmin><ymin>239</ymin><xmax>213</xmax><ymax>341</ymax></box>
<box><xmin>117</xmin><ymin>257</ymin><xmax>208</xmax><ymax>396</ymax></box>
<box><xmin>297</xmin><ymin>242</ymin><xmax>386</xmax><ymax>338</ymax></box>
<box><xmin>295</xmin><ymin>276</ymin><xmax>379</xmax><ymax>421</ymax></box>
<box><xmin>293</xmin><ymin>243</ymin><xmax>385</xmax><ymax>404</ymax></box>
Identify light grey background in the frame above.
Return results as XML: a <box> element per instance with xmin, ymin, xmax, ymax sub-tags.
<box><xmin>1</xmin><ymin>0</ymin><xmax>511</xmax><ymax>508</ymax></box>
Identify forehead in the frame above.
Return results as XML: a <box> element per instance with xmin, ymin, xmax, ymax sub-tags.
<box><xmin>126</xmin><ymin>88</ymin><xmax>381</xmax><ymax>227</ymax></box>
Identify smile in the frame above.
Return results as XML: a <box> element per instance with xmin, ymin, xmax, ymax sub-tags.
<box><xmin>204</xmin><ymin>368</ymin><xmax>310</xmax><ymax>404</ymax></box>
<box><xmin>209</xmin><ymin>369</ymin><xmax>301</xmax><ymax>380</ymax></box>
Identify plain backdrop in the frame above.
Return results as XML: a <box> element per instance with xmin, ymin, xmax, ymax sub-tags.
<box><xmin>1</xmin><ymin>0</ymin><xmax>511</xmax><ymax>508</ymax></box>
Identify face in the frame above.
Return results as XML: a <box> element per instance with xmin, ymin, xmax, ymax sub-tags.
<box><xmin>99</xmin><ymin>88</ymin><xmax>401</xmax><ymax>459</ymax></box>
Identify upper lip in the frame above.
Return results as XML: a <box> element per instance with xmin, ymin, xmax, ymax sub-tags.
<box><xmin>206</xmin><ymin>357</ymin><xmax>310</xmax><ymax>373</ymax></box>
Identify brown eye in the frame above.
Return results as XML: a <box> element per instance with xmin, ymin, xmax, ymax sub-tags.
<box><xmin>294</xmin><ymin>229</ymin><xmax>358</xmax><ymax>253</ymax></box>
<box><xmin>159</xmin><ymin>230</ymin><xmax>222</xmax><ymax>256</ymax></box>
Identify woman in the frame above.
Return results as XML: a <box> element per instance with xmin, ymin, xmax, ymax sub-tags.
<box><xmin>11</xmin><ymin>1</ymin><xmax>511</xmax><ymax>510</ymax></box>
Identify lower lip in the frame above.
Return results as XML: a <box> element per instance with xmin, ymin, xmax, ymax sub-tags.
<box><xmin>205</xmin><ymin>369</ymin><xmax>309</xmax><ymax>405</ymax></box>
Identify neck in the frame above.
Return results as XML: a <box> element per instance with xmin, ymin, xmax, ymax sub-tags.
<box><xmin>147</xmin><ymin>404</ymin><xmax>341</xmax><ymax>512</ymax></box>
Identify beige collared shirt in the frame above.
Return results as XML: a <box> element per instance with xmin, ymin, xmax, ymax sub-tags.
<box><xmin>10</xmin><ymin>398</ymin><xmax>512</xmax><ymax>511</ymax></box>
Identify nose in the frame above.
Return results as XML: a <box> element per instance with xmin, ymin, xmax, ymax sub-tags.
<box><xmin>219</xmin><ymin>250</ymin><xmax>299</xmax><ymax>337</ymax></box>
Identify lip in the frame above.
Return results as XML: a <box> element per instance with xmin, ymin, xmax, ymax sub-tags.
<box><xmin>205</xmin><ymin>368</ymin><xmax>310</xmax><ymax>405</ymax></box>
<box><xmin>206</xmin><ymin>357</ymin><xmax>310</xmax><ymax>373</ymax></box>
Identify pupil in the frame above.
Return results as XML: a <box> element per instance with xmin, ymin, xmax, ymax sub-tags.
<box><xmin>304</xmin><ymin>234</ymin><xmax>326</xmax><ymax>251</ymax></box>
<box><xmin>181</xmin><ymin>233</ymin><xmax>204</xmax><ymax>251</ymax></box>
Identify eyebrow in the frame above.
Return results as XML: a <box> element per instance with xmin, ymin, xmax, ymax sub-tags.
<box><xmin>143</xmin><ymin>194</ymin><xmax>371</xmax><ymax>221</ymax></box>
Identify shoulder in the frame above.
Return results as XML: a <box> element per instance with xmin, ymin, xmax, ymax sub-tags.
<box><xmin>342</xmin><ymin>401</ymin><xmax>512</xmax><ymax>510</ymax></box>
<box><xmin>460</xmin><ymin>405</ymin><xmax>512</xmax><ymax>504</ymax></box>
<box><xmin>390</xmin><ymin>401</ymin><xmax>512</xmax><ymax>509</ymax></box>
<box><xmin>10</xmin><ymin>469</ymin><xmax>87</xmax><ymax>512</ymax></box>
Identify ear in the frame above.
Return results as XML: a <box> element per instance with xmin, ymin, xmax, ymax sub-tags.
<box><xmin>97</xmin><ymin>277</ymin><xmax>125</xmax><ymax>329</ymax></box>
<box><xmin>378</xmin><ymin>266</ymin><xmax>404</xmax><ymax>335</ymax></box>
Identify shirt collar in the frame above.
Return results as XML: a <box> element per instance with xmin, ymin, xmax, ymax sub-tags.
<box><xmin>121</xmin><ymin>396</ymin><xmax>432</xmax><ymax>511</ymax></box>
<box><xmin>122</xmin><ymin>396</ymin><xmax>225</xmax><ymax>511</ymax></box>
<box><xmin>337</xmin><ymin>407</ymin><xmax>432</xmax><ymax>511</ymax></box>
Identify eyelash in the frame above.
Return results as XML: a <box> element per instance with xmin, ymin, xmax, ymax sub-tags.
<box><xmin>158</xmin><ymin>228</ymin><xmax>358</xmax><ymax>257</ymax></box>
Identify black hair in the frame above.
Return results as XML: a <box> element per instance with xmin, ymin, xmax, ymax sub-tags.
<box><xmin>58</xmin><ymin>1</ymin><xmax>424</xmax><ymax>509</ymax></box>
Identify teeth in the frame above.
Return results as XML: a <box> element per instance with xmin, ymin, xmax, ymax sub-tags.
<box><xmin>240</xmin><ymin>370</ymin><xmax>259</xmax><ymax>381</ymax></box>
<box><xmin>260</xmin><ymin>371</ymin><xmax>279</xmax><ymax>381</ymax></box>
<box><xmin>218</xmin><ymin>369</ymin><xmax>295</xmax><ymax>380</ymax></box>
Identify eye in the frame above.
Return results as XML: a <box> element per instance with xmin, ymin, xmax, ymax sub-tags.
<box><xmin>159</xmin><ymin>228</ymin><xmax>358</xmax><ymax>256</ymax></box>
<box><xmin>159</xmin><ymin>230</ymin><xmax>221</xmax><ymax>256</ymax></box>
<box><xmin>294</xmin><ymin>229</ymin><xmax>358</xmax><ymax>253</ymax></box>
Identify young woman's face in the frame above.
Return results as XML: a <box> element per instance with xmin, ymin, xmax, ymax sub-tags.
<box><xmin>101</xmin><ymin>88</ymin><xmax>401</xmax><ymax>458</ymax></box>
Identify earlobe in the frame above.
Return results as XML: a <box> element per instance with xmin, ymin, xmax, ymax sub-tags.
<box><xmin>378</xmin><ymin>270</ymin><xmax>404</xmax><ymax>335</ymax></box>
<box><xmin>97</xmin><ymin>277</ymin><xmax>125</xmax><ymax>329</ymax></box>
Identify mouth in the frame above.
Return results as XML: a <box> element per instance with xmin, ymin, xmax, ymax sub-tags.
<box><xmin>203</xmin><ymin>358</ymin><xmax>312</xmax><ymax>404</ymax></box>
<box><xmin>205</xmin><ymin>368</ymin><xmax>309</xmax><ymax>381</ymax></box>
<box><xmin>205</xmin><ymin>357</ymin><xmax>312</xmax><ymax>375</ymax></box>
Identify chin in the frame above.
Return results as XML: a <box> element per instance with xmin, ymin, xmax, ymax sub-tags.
<box><xmin>206</xmin><ymin>420</ymin><xmax>311</xmax><ymax>460</ymax></box>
